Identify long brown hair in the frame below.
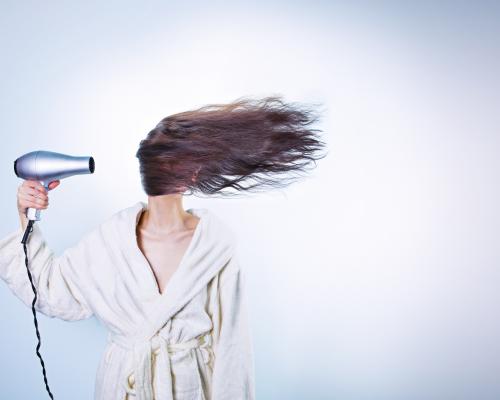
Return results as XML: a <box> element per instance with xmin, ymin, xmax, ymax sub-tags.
<box><xmin>135</xmin><ymin>95</ymin><xmax>328</xmax><ymax>197</ymax></box>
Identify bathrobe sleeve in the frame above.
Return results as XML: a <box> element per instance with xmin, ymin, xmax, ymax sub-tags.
<box><xmin>0</xmin><ymin>223</ymin><xmax>94</xmax><ymax>321</ymax></box>
<box><xmin>211</xmin><ymin>254</ymin><xmax>255</xmax><ymax>400</ymax></box>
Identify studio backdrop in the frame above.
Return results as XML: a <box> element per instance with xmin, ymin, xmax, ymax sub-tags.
<box><xmin>1</xmin><ymin>1</ymin><xmax>499</xmax><ymax>400</ymax></box>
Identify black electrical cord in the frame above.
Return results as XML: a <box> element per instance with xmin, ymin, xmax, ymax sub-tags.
<box><xmin>21</xmin><ymin>218</ymin><xmax>55</xmax><ymax>399</ymax></box>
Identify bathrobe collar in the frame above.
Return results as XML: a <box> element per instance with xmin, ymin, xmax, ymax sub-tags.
<box><xmin>108</xmin><ymin>201</ymin><xmax>235</xmax><ymax>399</ymax></box>
<box><xmin>121</xmin><ymin>200</ymin><xmax>234</xmax><ymax>340</ymax></box>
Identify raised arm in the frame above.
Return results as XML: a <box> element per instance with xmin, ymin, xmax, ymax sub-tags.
<box><xmin>0</xmin><ymin>179</ymin><xmax>93</xmax><ymax>321</ymax></box>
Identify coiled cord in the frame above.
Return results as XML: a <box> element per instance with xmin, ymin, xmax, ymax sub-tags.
<box><xmin>21</xmin><ymin>219</ymin><xmax>55</xmax><ymax>399</ymax></box>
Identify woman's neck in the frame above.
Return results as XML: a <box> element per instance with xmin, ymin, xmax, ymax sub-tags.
<box><xmin>139</xmin><ymin>194</ymin><xmax>191</xmax><ymax>236</ymax></box>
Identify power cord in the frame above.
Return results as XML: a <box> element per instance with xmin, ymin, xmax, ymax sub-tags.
<box><xmin>21</xmin><ymin>219</ymin><xmax>55</xmax><ymax>399</ymax></box>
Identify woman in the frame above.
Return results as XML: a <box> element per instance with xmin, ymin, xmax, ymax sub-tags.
<box><xmin>0</xmin><ymin>96</ymin><xmax>327</xmax><ymax>400</ymax></box>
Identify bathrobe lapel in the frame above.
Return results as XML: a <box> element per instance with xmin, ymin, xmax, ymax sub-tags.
<box><xmin>110</xmin><ymin>201</ymin><xmax>234</xmax><ymax>400</ymax></box>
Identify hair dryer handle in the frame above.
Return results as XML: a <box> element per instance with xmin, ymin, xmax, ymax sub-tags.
<box><xmin>26</xmin><ymin>181</ymin><xmax>51</xmax><ymax>222</ymax></box>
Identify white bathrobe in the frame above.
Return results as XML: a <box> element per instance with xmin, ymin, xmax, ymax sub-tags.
<box><xmin>0</xmin><ymin>201</ymin><xmax>255</xmax><ymax>400</ymax></box>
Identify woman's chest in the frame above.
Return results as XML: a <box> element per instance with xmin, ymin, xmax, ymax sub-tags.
<box><xmin>138</xmin><ymin>232</ymin><xmax>194</xmax><ymax>295</ymax></box>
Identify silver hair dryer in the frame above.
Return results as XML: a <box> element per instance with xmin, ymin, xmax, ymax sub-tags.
<box><xmin>14</xmin><ymin>150</ymin><xmax>95</xmax><ymax>221</ymax></box>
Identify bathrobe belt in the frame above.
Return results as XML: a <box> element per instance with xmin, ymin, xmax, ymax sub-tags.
<box><xmin>108</xmin><ymin>330</ymin><xmax>212</xmax><ymax>400</ymax></box>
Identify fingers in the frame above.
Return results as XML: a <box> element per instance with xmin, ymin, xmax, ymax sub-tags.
<box><xmin>20</xmin><ymin>199</ymin><xmax>48</xmax><ymax>210</ymax></box>
<box><xmin>20</xmin><ymin>189</ymin><xmax>48</xmax><ymax>203</ymax></box>
<box><xmin>21</xmin><ymin>179</ymin><xmax>60</xmax><ymax>193</ymax></box>
<box><xmin>18</xmin><ymin>192</ymin><xmax>49</xmax><ymax>209</ymax></box>
<box><xmin>18</xmin><ymin>180</ymin><xmax>51</xmax><ymax>211</ymax></box>
<box><xmin>22</xmin><ymin>180</ymin><xmax>48</xmax><ymax>194</ymax></box>
<box><xmin>19</xmin><ymin>191</ymin><xmax>48</xmax><ymax>205</ymax></box>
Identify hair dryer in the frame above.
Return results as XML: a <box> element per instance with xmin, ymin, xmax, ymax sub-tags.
<box><xmin>14</xmin><ymin>150</ymin><xmax>95</xmax><ymax>222</ymax></box>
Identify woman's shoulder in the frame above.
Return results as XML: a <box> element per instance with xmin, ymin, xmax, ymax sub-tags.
<box><xmin>103</xmin><ymin>201</ymin><xmax>143</xmax><ymax>226</ymax></box>
<box><xmin>202</xmin><ymin>208</ymin><xmax>238</xmax><ymax>245</ymax></box>
<box><xmin>78</xmin><ymin>201</ymin><xmax>141</xmax><ymax>244</ymax></box>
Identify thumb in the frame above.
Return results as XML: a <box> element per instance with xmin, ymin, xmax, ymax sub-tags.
<box><xmin>48</xmin><ymin>180</ymin><xmax>60</xmax><ymax>190</ymax></box>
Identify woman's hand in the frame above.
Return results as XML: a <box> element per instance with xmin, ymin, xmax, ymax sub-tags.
<box><xmin>17</xmin><ymin>180</ymin><xmax>60</xmax><ymax>230</ymax></box>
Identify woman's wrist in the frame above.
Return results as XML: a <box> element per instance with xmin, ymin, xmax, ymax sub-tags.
<box><xmin>18</xmin><ymin>211</ymin><xmax>28</xmax><ymax>231</ymax></box>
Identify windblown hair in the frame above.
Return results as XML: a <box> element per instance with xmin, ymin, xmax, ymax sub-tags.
<box><xmin>135</xmin><ymin>95</ymin><xmax>328</xmax><ymax>197</ymax></box>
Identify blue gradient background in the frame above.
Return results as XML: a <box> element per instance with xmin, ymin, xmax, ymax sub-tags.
<box><xmin>1</xmin><ymin>1</ymin><xmax>499</xmax><ymax>399</ymax></box>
